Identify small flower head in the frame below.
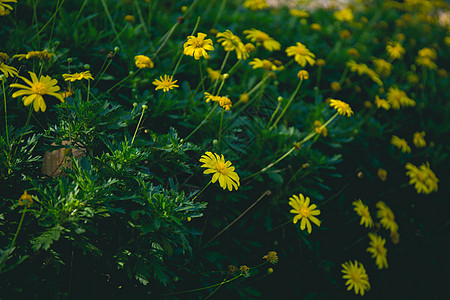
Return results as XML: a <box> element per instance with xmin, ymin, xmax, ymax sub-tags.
<box><xmin>216</xmin><ymin>30</ymin><xmax>248</xmax><ymax>60</ymax></box>
<box><xmin>375</xmin><ymin>95</ymin><xmax>390</xmax><ymax>110</ymax></box>
<box><xmin>386</xmin><ymin>87</ymin><xmax>415</xmax><ymax>109</ymax></box>
<box><xmin>239</xmin><ymin>93</ymin><xmax>249</xmax><ymax>103</ymax></box>
<box><xmin>316</xmin><ymin>59</ymin><xmax>325</xmax><ymax>66</ymax></box>
<box><xmin>341</xmin><ymin>260</ymin><xmax>370</xmax><ymax>296</ymax></box>
<box><xmin>206</xmin><ymin>67</ymin><xmax>223</xmax><ymax>82</ymax></box>
<box><xmin>62</xmin><ymin>71</ymin><xmax>94</xmax><ymax>82</ymax></box>
<box><xmin>314</xmin><ymin>120</ymin><xmax>327</xmax><ymax>137</ymax></box>
<box><xmin>405</xmin><ymin>162</ymin><xmax>438</xmax><ymax>194</ymax></box>
<box><xmin>10</xmin><ymin>72</ymin><xmax>64</xmax><ymax>112</ymax></box>
<box><xmin>263</xmin><ymin>251</ymin><xmax>278</xmax><ymax>264</ymax></box>
<box><xmin>334</xmin><ymin>8</ymin><xmax>354</xmax><ymax>22</ymax></box>
<box><xmin>391</xmin><ymin>135</ymin><xmax>411</xmax><ymax>153</ymax></box>
<box><xmin>297</xmin><ymin>70</ymin><xmax>309</xmax><ymax>80</ymax></box>
<box><xmin>249</xmin><ymin>58</ymin><xmax>278</xmax><ymax>71</ymax></box>
<box><xmin>152</xmin><ymin>74</ymin><xmax>179</xmax><ymax>92</ymax></box>
<box><xmin>386</xmin><ymin>41</ymin><xmax>405</xmax><ymax>60</ymax></box>
<box><xmin>124</xmin><ymin>15</ymin><xmax>135</xmax><ymax>24</ymax></box>
<box><xmin>0</xmin><ymin>52</ymin><xmax>9</xmax><ymax>62</ymax></box>
<box><xmin>183</xmin><ymin>32</ymin><xmax>214</xmax><ymax>60</ymax></box>
<box><xmin>19</xmin><ymin>191</ymin><xmax>33</xmax><ymax>207</ymax></box>
<box><xmin>329</xmin><ymin>99</ymin><xmax>353</xmax><ymax>117</ymax></box>
<box><xmin>244</xmin><ymin>43</ymin><xmax>255</xmax><ymax>53</ymax></box>
<box><xmin>413</xmin><ymin>131</ymin><xmax>426</xmax><ymax>148</ymax></box>
<box><xmin>376</xmin><ymin>201</ymin><xmax>398</xmax><ymax>233</ymax></box>
<box><xmin>377</xmin><ymin>168</ymin><xmax>387</xmax><ymax>181</ymax></box>
<box><xmin>239</xmin><ymin>265</ymin><xmax>250</xmax><ymax>277</ymax></box>
<box><xmin>289</xmin><ymin>193</ymin><xmax>321</xmax><ymax>234</ymax></box>
<box><xmin>199</xmin><ymin>152</ymin><xmax>240</xmax><ymax>191</ymax></box>
<box><xmin>134</xmin><ymin>55</ymin><xmax>154</xmax><ymax>69</ymax></box>
<box><xmin>367</xmin><ymin>233</ymin><xmax>388</xmax><ymax>269</ymax></box>
<box><xmin>289</xmin><ymin>9</ymin><xmax>309</xmax><ymax>18</ymax></box>
<box><xmin>286</xmin><ymin>42</ymin><xmax>316</xmax><ymax>67</ymax></box>
<box><xmin>330</xmin><ymin>81</ymin><xmax>341</xmax><ymax>92</ymax></box>
<box><xmin>13</xmin><ymin>50</ymin><xmax>54</xmax><ymax>61</ymax></box>
<box><xmin>243</xmin><ymin>29</ymin><xmax>281</xmax><ymax>52</ymax></box>
<box><xmin>243</xmin><ymin>0</ymin><xmax>269</xmax><ymax>11</ymax></box>
<box><xmin>352</xmin><ymin>199</ymin><xmax>374</xmax><ymax>228</ymax></box>
<box><xmin>0</xmin><ymin>62</ymin><xmax>18</xmax><ymax>78</ymax></box>
<box><xmin>1</xmin><ymin>0</ymin><xmax>17</xmax><ymax>15</ymax></box>
<box><xmin>372</xmin><ymin>58</ymin><xmax>392</xmax><ymax>77</ymax></box>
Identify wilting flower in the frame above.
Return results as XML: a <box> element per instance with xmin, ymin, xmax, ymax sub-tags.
<box><xmin>386</xmin><ymin>41</ymin><xmax>405</xmax><ymax>60</ymax></box>
<box><xmin>152</xmin><ymin>74</ymin><xmax>179</xmax><ymax>92</ymax></box>
<box><xmin>329</xmin><ymin>99</ymin><xmax>353</xmax><ymax>117</ymax></box>
<box><xmin>376</xmin><ymin>201</ymin><xmax>398</xmax><ymax>233</ymax></box>
<box><xmin>375</xmin><ymin>95</ymin><xmax>390</xmax><ymax>110</ymax></box>
<box><xmin>377</xmin><ymin>168</ymin><xmax>387</xmax><ymax>181</ymax></box>
<box><xmin>0</xmin><ymin>62</ymin><xmax>18</xmax><ymax>78</ymax></box>
<box><xmin>13</xmin><ymin>50</ymin><xmax>54</xmax><ymax>61</ymax></box>
<box><xmin>286</xmin><ymin>42</ymin><xmax>315</xmax><ymax>67</ymax></box>
<box><xmin>289</xmin><ymin>193</ymin><xmax>321</xmax><ymax>234</ymax></box>
<box><xmin>413</xmin><ymin>131</ymin><xmax>426</xmax><ymax>148</ymax></box>
<box><xmin>10</xmin><ymin>72</ymin><xmax>64</xmax><ymax>112</ymax></box>
<box><xmin>243</xmin><ymin>29</ymin><xmax>281</xmax><ymax>52</ymax></box>
<box><xmin>352</xmin><ymin>199</ymin><xmax>373</xmax><ymax>228</ymax></box>
<box><xmin>249</xmin><ymin>58</ymin><xmax>277</xmax><ymax>71</ymax></box>
<box><xmin>297</xmin><ymin>70</ymin><xmax>309</xmax><ymax>80</ymax></box>
<box><xmin>405</xmin><ymin>162</ymin><xmax>438</xmax><ymax>194</ymax></box>
<box><xmin>263</xmin><ymin>251</ymin><xmax>278</xmax><ymax>264</ymax></box>
<box><xmin>314</xmin><ymin>120</ymin><xmax>327</xmax><ymax>137</ymax></box>
<box><xmin>216</xmin><ymin>30</ymin><xmax>248</xmax><ymax>60</ymax></box>
<box><xmin>124</xmin><ymin>15</ymin><xmax>135</xmax><ymax>24</ymax></box>
<box><xmin>199</xmin><ymin>152</ymin><xmax>240</xmax><ymax>191</ymax></box>
<box><xmin>243</xmin><ymin>0</ymin><xmax>269</xmax><ymax>11</ymax></box>
<box><xmin>391</xmin><ymin>135</ymin><xmax>411</xmax><ymax>153</ymax></box>
<box><xmin>334</xmin><ymin>8</ymin><xmax>354</xmax><ymax>22</ymax></box>
<box><xmin>183</xmin><ymin>32</ymin><xmax>214</xmax><ymax>60</ymax></box>
<box><xmin>18</xmin><ymin>191</ymin><xmax>33</xmax><ymax>207</ymax></box>
<box><xmin>367</xmin><ymin>233</ymin><xmax>388</xmax><ymax>269</ymax></box>
<box><xmin>239</xmin><ymin>265</ymin><xmax>250</xmax><ymax>277</ymax></box>
<box><xmin>341</xmin><ymin>260</ymin><xmax>370</xmax><ymax>296</ymax></box>
<box><xmin>62</xmin><ymin>71</ymin><xmax>94</xmax><ymax>82</ymax></box>
<box><xmin>386</xmin><ymin>87</ymin><xmax>415</xmax><ymax>109</ymax></box>
<box><xmin>134</xmin><ymin>55</ymin><xmax>154</xmax><ymax>69</ymax></box>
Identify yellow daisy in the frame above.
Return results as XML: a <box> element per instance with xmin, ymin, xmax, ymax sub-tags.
<box><xmin>249</xmin><ymin>58</ymin><xmax>277</xmax><ymax>71</ymax></box>
<box><xmin>377</xmin><ymin>168</ymin><xmax>387</xmax><ymax>181</ymax></box>
<box><xmin>13</xmin><ymin>50</ymin><xmax>54</xmax><ymax>61</ymax></box>
<box><xmin>413</xmin><ymin>131</ymin><xmax>426</xmax><ymax>148</ymax></box>
<box><xmin>405</xmin><ymin>162</ymin><xmax>438</xmax><ymax>194</ymax></box>
<box><xmin>372</xmin><ymin>58</ymin><xmax>392</xmax><ymax>77</ymax></box>
<box><xmin>0</xmin><ymin>0</ymin><xmax>17</xmax><ymax>14</ymax></box>
<box><xmin>314</xmin><ymin>120</ymin><xmax>327</xmax><ymax>137</ymax></box>
<box><xmin>183</xmin><ymin>32</ymin><xmax>214</xmax><ymax>60</ymax></box>
<box><xmin>62</xmin><ymin>71</ymin><xmax>94</xmax><ymax>82</ymax></box>
<box><xmin>243</xmin><ymin>0</ymin><xmax>269</xmax><ymax>11</ymax></box>
<box><xmin>10</xmin><ymin>72</ymin><xmax>64</xmax><ymax>112</ymax></box>
<box><xmin>376</xmin><ymin>201</ymin><xmax>398</xmax><ymax>233</ymax></box>
<box><xmin>352</xmin><ymin>199</ymin><xmax>373</xmax><ymax>228</ymax></box>
<box><xmin>391</xmin><ymin>135</ymin><xmax>411</xmax><ymax>153</ymax></box>
<box><xmin>0</xmin><ymin>62</ymin><xmax>18</xmax><ymax>78</ymax></box>
<box><xmin>367</xmin><ymin>233</ymin><xmax>388</xmax><ymax>269</ymax></box>
<box><xmin>206</xmin><ymin>67</ymin><xmax>223</xmax><ymax>82</ymax></box>
<box><xmin>333</xmin><ymin>8</ymin><xmax>354</xmax><ymax>22</ymax></box>
<box><xmin>216</xmin><ymin>30</ymin><xmax>248</xmax><ymax>60</ymax></box>
<box><xmin>199</xmin><ymin>152</ymin><xmax>240</xmax><ymax>191</ymax></box>
<box><xmin>286</xmin><ymin>42</ymin><xmax>315</xmax><ymax>67</ymax></box>
<box><xmin>243</xmin><ymin>29</ymin><xmax>281</xmax><ymax>52</ymax></box>
<box><xmin>134</xmin><ymin>55</ymin><xmax>154</xmax><ymax>69</ymax></box>
<box><xmin>18</xmin><ymin>190</ymin><xmax>33</xmax><ymax>207</ymax></box>
<box><xmin>341</xmin><ymin>260</ymin><xmax>370</xmax><ymax>296</ymax></box>
<box><xmin>288</xmin><ymin>193</ymin><xmax>321</xmax><ymax>234</ymax></box>
<box><xmin>152</xmin><ymin>74</ymin><xmax>179</xmax><ymax>92</ymax></box>
<box><xmin>386</xmin><ymin>87</ymin><xmax>415</xmax><ymax>109</ymax></box>
<box><xmin>386</xmin><ymin>41</ymin><xmax>405</xmax><ymax>60</ymax></box>
<box><xmin>329</xmin><ymin>99</ymin><xmax>353</xmax><ymax>117</ymax></box>
<box><xmin>375</xmin><ymin>95</ymin><xmax>390</xmax><ymax>110</ymax></box>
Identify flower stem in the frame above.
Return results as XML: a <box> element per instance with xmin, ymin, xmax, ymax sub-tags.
<box><xmin>100</xmin><ymin>0</ymin><xmax>123</xmax><ymax>48</ymax></box>
<box><xmin>133</xmin><ymin>0</ymin><xmax>149</xmax><ymax>36</ymax></box>
<box><xmin>199</xmin><ymin>59</ymin><xmax>205</xmax><ymax>94</ymax></box>
<box><xmin>162</xmin><ymin>274</ymin><xmax>242</xmax><ymax>296</ymax></box>
<box><xmin>218</xmin><ymin>108</ymin><xmax>224</xmax><ymax>148</ymax></box>
<box><xmin>184</xmin><ymin>103</ymin><xmax>217</xmax><ymax>141</ymax></box>
<box><xmin>191</xmin><ymin>181</ymin><xmax>211</xmax><ymax>202</ymax></box>
<box><xmin>1</xmin><ymin>207</ymin><xmax>27</xmax><ymax>270</ymax></box>
<box><xmin>2</xmin><ymin>80</ymin><xmax>9</xmax><ymax>147</ymax></box>
<box><xmin>131</xmin><ymin>105</ymin><xmax>148</xmax><ymax>145</ymax></box>
<box><xmin>269</xmin><ymin>78</ymin><xmax>303</xmax><ymax>130</ymax></box>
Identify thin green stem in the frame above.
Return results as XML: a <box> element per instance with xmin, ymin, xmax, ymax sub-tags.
<box><xmin>48</xmin><ymin>0</ymin><xmax>63</xmax><ymax>46</ymax></box>
<box><xmin>131</xmin><ymin>106</ymin><xmax>147</xmax><ymax>145</ymax></box>
<box><xmin>1</xmin><ymin>207</ymin><xmax>27</xmax><ymax>270</ymax></box>
<box><xmin>212</xmin><ymin>0</ymin><xmax>227</xmax><ymax>29</ymax></box>
<box><xmin>74</xmin><ymin>0</ymin><xmax>89</xmax><ymax>23</ymax></box>
<box><xmin>162</xmin><ymin>274</ymin><xmax>242</xmax><ymax>296</ymax></box>
<box><xmin>199</xmin><ymin>59</ymin><xmax>205</xmax><ymax>94</ymax></box>
<box><xmin>92</xmin><ymin>59</ymin><xmax>113</xmax><ymax>90</ymax></box>
<box><xmin>31</xmin><ymin>0</ymin><xmax>40</xmax><ymax>47</ymax></box>
<box><xmin>103</xmin><ymin>69</ymin><xmax>140</xmax><ymax>96</ymax></box>
<box><xmin>2</xmin><ymin>80</ymin><xmax>9</xmax><ymax>147</ymax></box>
<box><xmin>86</xmin><ymin>80</ymin><xmax>91</xmax><ymax>102</ymax></box>
<box><xmin>270</xmin><ymin>79</ymin><xmax>303</xmax><ymax>130</ymax></box>
<box><xmin>152</xmin><ymin>22</ymin><xmax>179</xmax><ymax>60</ymax></box>
<box><xmin>184</xmin><ymin>103</ymin><xmax>217</xmax><ymax>141</ymax></box>
<box><xmin>218</xmin><ymin>108</ymin><xmax>224</xmax><ymax>148</ymax></box>
<box><xmin>190</xmin><ymin>181</ymin><xmax>211</xmax><ymax>202</ymax></box>
<box><xmin>100</xmin><ymin>0</ymin><xmax>123</xmax><ymax>48</ymax></box>
<box><xmin>212</xmin><ymin>51</ymin><xmax>231</xmax><ymax>95</ymax></box>
<box><xmin>134</xmin><ymin>0</ymin><xmax>149</xmax><ymax>36</ymax></box>
<box><xmin>267</xmin><ymin>98</ymin><xmax>282</xmax><ymax>129</ymax></box>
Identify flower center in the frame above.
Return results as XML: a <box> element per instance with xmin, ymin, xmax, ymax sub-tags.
<box><xmin>256</xmin><ymin>32</ymin><xmax>269</xmax><ymax>42</ymax></box>
<box><xmin>215</xmin><ymin>162</ymin><xmax>227</xmax><ymax>175</ymax></box>
<box><xmin>300</xmin><ymin>207</ymin><xmax>310</xmax><ymax>217</ymax></box>
<box><xmin>350</xmin><ymin>271</ymin><xmax>360</xmax><ymax>282</ymax></box>
<box><xmin>296</xmin><ymin>48</ymin><xmax>308</xmax><ymax>55</ymax></box>
<box><xmin>194</xmin><ymin>40</ymin><xmax>204</xmax><ymax>48</ymax></box>
<box><xmin>32</xmin><ymin>82</ymin><xmax>47</xmax><ymax>95</ymax></box>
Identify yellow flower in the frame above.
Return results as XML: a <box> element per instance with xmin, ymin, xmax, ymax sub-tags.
<box><xmin>405</xmin><ymin>162</ymin><xmax>438</xmax><ymax>194</ymax></box>
<box><xmin>386</xmin><ymin>87</ymin><xmax>415</xmax><ymax>109</ymax></box>
<box><xmin>352</xmin><ymin>199</ymin><xmax>373</xmax><ymax>228</ymax></box>
<box><xmin>217</xmin><ymin>96</ymin><xmax>232</xmax><ymax>110</ymax></box>
<box><xmin>263</xmin><ymin>251</ymin><xmax>278</xmax><ymax>264</ymax></box>
<box><xmin>124</xmin><ymin>15</ymin><xmax>135</xmax><ymax>24</ymax></box>
<box><xmin>347</xmin><ymin>48</ymin><xmax>359</xmax><ymax>58</ymax></box>
<box><xmin>376</xmin><ymin>201</ymin><xmax>398</xmax><ymax>233</ymax></box>
<box><xmin>316</xmin><ymin>58</ymin><xmax>325</xmax><ymax>66</ymax></box>
<box><xmin>286</xmin><ymin>42</ymin><xmax>315</xmax><ymax>67</ymax></box>
<box><xmin>239</xmin><ymin>93</ymin><xmax>249</xmax><ymax>103</ymax></box>
<box><xmin>13</xmin><ymin>50</ymin><xmax>54</xmax><ymax>61</ymax></box>
<box><xmin>152</xmin><ymin>74</ymin><xmax>179</xmax><ymax>92</ymax></box>
<box><xmin>334</xmin><ymin>8</ymin><xmax>354</xmax><ymax>22</ymax></box>
<box><xmin>386</xmin><ymin>41</ymin><xmax>405</xmax><ymax>60</ymax></box>
<box><xmin>390</xmin><ymin>230</ymin><xmax>400</xmax><ymax>245</ymax></box>
<box><xmin>339</xmin><ymin>29</ymin><xmax>351</xmax><ymax>39</ymax></box>
<box><xmin>183</xmin><ymin>32</ymin><xmax>214</xmax><ymax>60</ymax></box>
<box><xmin>341</xmin><ymin>260</ymin><xmax>370</xmax><ymax>296</ymax></box>
<box><xmin>239</xmin><ymin>265</ymin><xmax>250</xmax><ymax>277</ymax></box>
<box><xmin>329</xmin><ymin>99</ymin><xmax>353</xmax><ymax>117</ymax></box>
<box><xmin>0</xmin><ymin>62</ymin><xmax>18</xmax><ymax>78</ymax></box>
<box><xmin>134</xmin><ymin>55</ymin><xmax>154</xmax><ymax>69</ymax></box>
<box><xmin>374</xmin><ymin>95</ymin><xmax>390</xmax><ymax>110</ymax></box>
<box><xmin>249</xmin><ymin>58</ymin><xmax>277</xmax><ymax>71</ymax></box>
<box><xmin>416</xmin><ymin>57</ymin><xmax>437</xmax><ymax>69</ymax></box>
<box><xmin>417</xmin><ymin>47</ymin><xmax>437</xmax><ymax>60</ymax></box>
<box><xmin>0</xmin><ymin>52</ymin><xmax>9</xmax><ymax>62</ymax></box>
<box><xmin>289</xmin><ymin>9</ymin><xmax>309</xmax><ymax>18</ymax></box>
<box><xmin>206</xmin><ymin>67</ymin><xmax>223</xmax><ymax>82</ymax></box>
<box><xmin>330</xmin><ymin>81</ymin><xmax>341</xmax><ymax>92</ymax></box>
<box><xmin>310</xmin><ymin>23</ymin><xmax>322</xmax><ymax>31</ymax></box>
<box><xmin>413</xmin><ymin>131</ymin><xmax>426</xmax><ymax>148</ymax></box>
<box><xmin>372</xmin><ymin>58</ymin><xmax>392</xmax><ymax>77</ymax></box>
<box><xmin>244</xmin><ymin>43</ymin><xmax>255</xmax><ymax>53</ymax></box>
<box><xmin>314</xmin><ymin>120</ymin><xmax>327</xmax><ymax>137</ymax></box>
<box><xmin>199</xmin><ymin>152</ymin><xmax>240</xmax><ymax>191</ymax></box>
<box><xmin>243</xmin><ymin>0</ymin><xmax>269</xmax><ymax>11</ymax></box>
<box><xmin>377</xmin><ymin>168</ymin><xmax>387</xmax><ymax>181</ymax></box>
<box><xmin>243</xmin><ymin>29</ymin><xmax>281</xmax><ymax>52</ymax></box>
<box><xmin>0</xmin><ymin>0</ymin><xmax>16</xmax><ymax>14</ymax></box>
<box><xmin>367</xmin><ymin>233</ymin><xmax>388</xmax><ymax>269</ymax></box>
<box><xmin>62</xmin><ymin>71</ymin><xmax>94</xmax><ymax>82</ymax></box>
<box><xmin>391</xmin><ymin>135</ymin><xmax>411</xmax><ymax>153</ymax></box>
<box><xmin>289</xmin><ymin>193</ymin><xmax>321</xmax><ymax>234</ymax></box>
<box><xmin>10</xmin><ymin>72</ymin><xmax>64</xmax><ymax>112</ymax></box>
<box><xmin>216</xmin><ymin>30</ymin><xmax>248</xmax><ymax>60</ymax></box>
<box><xmin>18</xmin><ymin>190</ymin><xmax>33</xmax><ymax>207</ymax></box>
<box><xmin>297</xmin><ymin>70</ymin><xmax>309</xmax><ymax>80</ymax></box>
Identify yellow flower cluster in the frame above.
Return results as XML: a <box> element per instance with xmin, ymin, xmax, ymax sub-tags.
<box><xmin>405</xmin><ymin>162</ymin><xmax>438</xmax><ymax>194</ymax></box>
<box><xmin>204</xmin><ymin>92</ymin><xmax>233</xmax><ymax>110</ymax></box>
